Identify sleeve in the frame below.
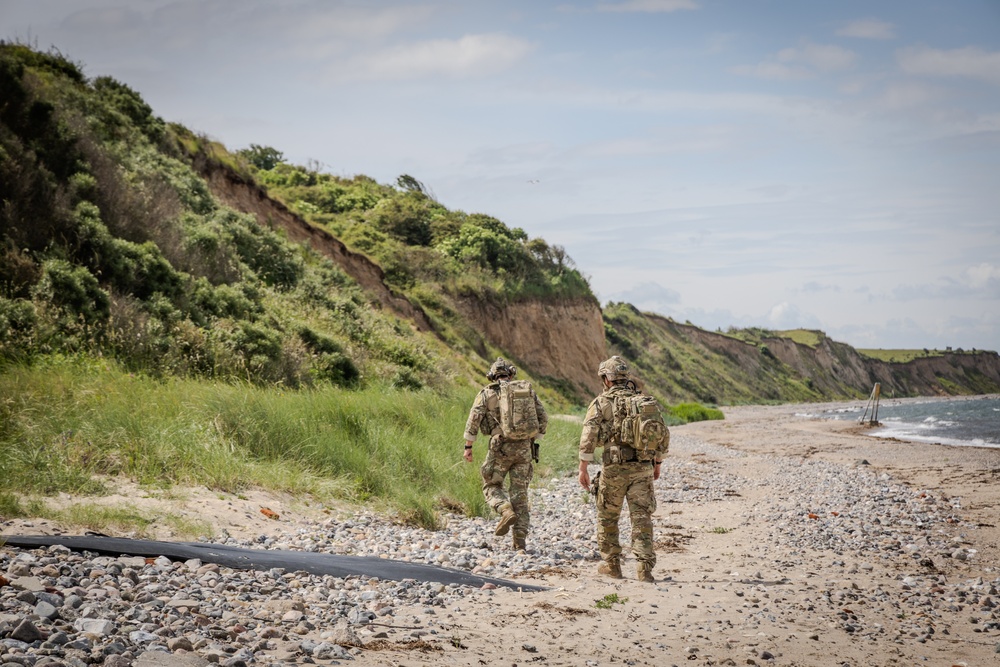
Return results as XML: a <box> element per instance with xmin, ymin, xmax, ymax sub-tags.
<box><xmin>533</xmin><ymin>391</ymin><xmax>548</xmax><ymax>439</ymax></box>
<box><xmin>578</xmin><ymin>396</ymin><xmax>606</xmax><ymax>462</ymax></box>
<box><xmin>463</xmin><ymin>390</ymin><xmax>490</xmax><ymax>442</ymax></box>
<box><xmin>656</xmin><ymin>426</ymin><xmax>671</xmax><ymax>463</ymax></box>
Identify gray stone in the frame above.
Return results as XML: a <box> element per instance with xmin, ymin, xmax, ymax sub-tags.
<box><xmin>10</xmin><ymin>620</ymin><xmax>44</xmax><ymax>644</ymax></box>
<box><xmin>33</xmin><ymin>602</ymin><xmax>58</xmax><ymax>622</ymax></box>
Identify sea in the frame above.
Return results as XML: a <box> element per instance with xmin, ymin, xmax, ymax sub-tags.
<box><xmin>807</xmin><ymin>395</ymin><xmax>1000</xmax><ymax>449</ymax></box>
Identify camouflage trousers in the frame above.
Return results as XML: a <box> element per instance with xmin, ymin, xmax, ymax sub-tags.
<box><xmin>480</xmin><ymin>435</ymin><xmax>534</xmax><ymax>540</ymax></box>
<box><xmin>595</xmin><ymin>461</ymin><xmax>657</xmax><ymax>567</ymax></box>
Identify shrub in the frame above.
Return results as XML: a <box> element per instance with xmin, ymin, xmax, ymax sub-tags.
<box><xmin>212</xmin><ymin>209</ymin><xmax>304</xmax><ymax>289</ymax></box>
<box><xmin>214</xmin><ymin>320</ymin><xmax>284</xmax><ymax>379</ymax></box>
<box><xmin>369</xmin><ymin>195</ymin><xmax>433</xmax><ymax>247</ymax></box>
<box><xmin>237</xmin><ymin>144</ymin><xmax>284</xmax><ymax>171</ymax></box>
<box><xmin>437</xmin><ymin>223</ymin><xmax>528</xmax><ymax>275</ymax></box>
<box><xmin>31</xmin><ymin>259</ymin><xmax>110</xmax><ymax>326</ymax></box>
<box><xmin>93</xmin><ymin>76</ymin><xmax>165</xmax><ymax>143</ymax></box>
<box><xmin>187</xmin><ymin>279</ymin><xmax>261</xmax><ymax>322</ymax></box>
<box><xmin>669</xmin><ymin>402</ymin><xmax>725</xmax><ymax>423</ymax></box>
<box><xmin>0</xmin><ymin>297</ymin><xmax>37</xmax><ymax>358</ymax></box>
<box><xmin>104</xmin><ymin>239</ymin><xmax>184</xmax><ymax>300</ymax></box>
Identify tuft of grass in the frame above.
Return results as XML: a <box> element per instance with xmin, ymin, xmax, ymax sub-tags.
<box><xmin>710</xmin><ymin>526</ymin><xmax>732</xmax><ymax>534</ymax></box>
<box><xmin>0</xmin><ymin>491</ymin><xmax>27</xmax><ymax>519</ymax></box>
<box><xmin>595</xmin><ymin>593</ymin><xmax>628</xmax><ymax>609</ymax></box>
<box><xmin>669</xmin><ymin>402</ymin><xmax>725</xmax><ymax>423</ymax></box>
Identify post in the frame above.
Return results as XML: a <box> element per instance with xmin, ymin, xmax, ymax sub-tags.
<box><xmin>859</xmin><ymin>382</ymin><xmax>881</xmax><ymax>426</ymax></box>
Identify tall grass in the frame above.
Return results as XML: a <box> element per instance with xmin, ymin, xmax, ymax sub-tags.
<box><xmin>0</xmin><ymin>357</ymin><xmax>583</xmax><ymax>529</ymax></box>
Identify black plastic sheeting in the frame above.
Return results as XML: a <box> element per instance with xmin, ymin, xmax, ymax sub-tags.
<box><xmin>0</xmin><ymin>535</ymin><xmax>546</xmax><ymax>591</ymax></box>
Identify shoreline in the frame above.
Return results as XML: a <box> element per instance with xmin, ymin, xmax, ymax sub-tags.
<box><xmin>728</xmin><ymin>393</ymin><xmax>1000</xmax><ymax>451</ymax></box>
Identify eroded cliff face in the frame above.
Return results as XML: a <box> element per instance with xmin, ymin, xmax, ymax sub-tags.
<box><xmin>625</xmin><ymin>311</ymin><xmax>1000</xmax><ymax>402</ymax></box>
<box><xmin>760</xmin><ymin>334</ymin><xmax>1000</xmax><ymax>398</ymax></box>
<box><xmin>457</xmin><ymin>297</ymin><xmax>608</xmax><ymax>399</ymax></box>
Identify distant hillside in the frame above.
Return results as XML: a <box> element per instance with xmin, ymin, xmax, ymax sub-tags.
<box><xmin>602</xmin><ymin>304</ymin><xmax>1000</xmax><ymax>404</ymax></box>
<box><xmin>2</xmin><ymin>43</ymin><xmax>996</xmax><ymax>409</ymax></box>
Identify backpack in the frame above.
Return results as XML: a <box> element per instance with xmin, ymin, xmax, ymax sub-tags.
<box><xmin>611</xmin><ymin>389</ymin><xmax>669</xmax><ymax>461</ymax></box>
<box><xmin>497</xmin><ymin>379</ymin><xmax>540</xmax><ymax>440</ymax></box>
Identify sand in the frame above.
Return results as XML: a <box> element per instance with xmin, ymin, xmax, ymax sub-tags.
<box><xmin>357</xmin><ymin>401</ymin><xmax>1000</xmax><ymax>667</ymax></box>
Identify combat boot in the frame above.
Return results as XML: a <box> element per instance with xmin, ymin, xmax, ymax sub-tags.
<box><xmin>598</xmin><ymin>557</ymin><xmax>622</xmax><ymax>579</ymax></box>
<box><xmin>512</xmin><ymin>534</ymin><xmax>526</xmax><ymax>551</ymax></box>
<box><xmin>494</xmin><ymin>502</ymin><xmax>517</xmax><ymax>536</ymax></box>
<box><xmin>637</xmin><ymin>562</ymin><xmax>655</xmax><ymax>583</ymax></box>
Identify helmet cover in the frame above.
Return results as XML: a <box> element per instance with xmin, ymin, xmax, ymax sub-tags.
<box><xmin>598</xmin><ymin>355</ymin><xmax>630</xmax><ymax>382</ymax></box>
<box><xmin>486</xmin><ymin>357</ymin><xmax>517</xmax><ymax>381</ymax></box>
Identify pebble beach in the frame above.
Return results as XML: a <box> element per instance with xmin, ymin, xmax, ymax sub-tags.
<box><xmin>3</xmin><ymin>400</ymin><xmax>1000</xmax><ymax>667</ymax></box>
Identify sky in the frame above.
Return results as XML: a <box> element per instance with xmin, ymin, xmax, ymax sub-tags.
<box><xmin>3</xmin><ymin>0</ymin><xmax>1000</xmax><ymax>352</ymax></box>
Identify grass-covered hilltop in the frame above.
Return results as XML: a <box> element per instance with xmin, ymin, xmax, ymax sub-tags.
<box><xmin>2</xmin><ymin>43</ymin><xmax>998</xmax><ymax>534</ymax></box>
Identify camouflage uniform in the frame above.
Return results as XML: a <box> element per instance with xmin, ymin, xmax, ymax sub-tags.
<box><xmin>579</xmin><ymin>356</ymin><xmax>668</xmax><ymax>580</ymax></box>
<box><xmin>464</xmin><ymin>360</ymin><xmax>548</xmax><ymax>547</ymax></box>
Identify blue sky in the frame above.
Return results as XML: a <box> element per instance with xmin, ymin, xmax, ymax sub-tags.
<box><xmin>4</xmin><ymin>0</ymin><xmax>999</xmax><ymax>351</ymax></box>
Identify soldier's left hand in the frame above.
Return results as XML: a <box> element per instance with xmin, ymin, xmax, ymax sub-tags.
<box><xmin>653</xmin><ymin>462</ymin><xmax>662</xmax><ymax>480</ymax></box>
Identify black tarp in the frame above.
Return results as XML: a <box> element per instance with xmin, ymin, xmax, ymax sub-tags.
<box><xmin>0</xmin><ymin>535</ymin><xmax>545</xmax><ymax>591</ymax></box>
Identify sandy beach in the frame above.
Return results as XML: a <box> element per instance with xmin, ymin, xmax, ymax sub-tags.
<box><xmin>358</xmin><ymin>401</ymin><xmax>1000</xmax><ymax>667</ymax></box>
<box><xmin>3</xmin><ymin>400</ymin><xmax>1000</xmax><ymax>667</ymax></box>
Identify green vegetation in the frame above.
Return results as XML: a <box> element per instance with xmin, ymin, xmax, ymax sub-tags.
<box><xmin>775</xmin><ymin>329</ymin><xmax>823</xmax><ymax>347</ymax></box>
<box><xmin>0</xmin><ymin>358</ymin><xmax>583</xmax><ymax>529</ymax></box>
<box><xmin>858</xmin><ymin>348</ymin><xmax>943</xmax><ymax>362</ymax></box>
<box><xmin>595</xmin><ymin>593</ymin><xmax>628</xmax><ymax>609</ymax></box>
<box><xmin>670</xmin><ymin>403</ymin><xmax>725</xmax><ymax>423</ymax></box>
<box><xmin>253</xmin><ymin>167</ymin><xmax>592</xmax><ymax>304</ymax></box>
<box><xmin>710</xmin><ymin>526</ymin><xmax>732</xmax><ymax>534</ymax></box>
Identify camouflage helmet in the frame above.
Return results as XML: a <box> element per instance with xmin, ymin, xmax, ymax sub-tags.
<box><xmin>597</xmin><ymin>355</ymin><xmax>630</xmax><ymax>382</ymax></box>
<box><xmin>486</xmin><ymin>357</ymin><xmax>517</xmax><ymax>381</ymax></box>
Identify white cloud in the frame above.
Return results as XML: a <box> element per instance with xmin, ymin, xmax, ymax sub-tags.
<box><xmin>837</xmin><ymin>18</ymin><xmax>895</xmax><ymax>40</ymax></box>
<box><xmin>733</xmin><ymin>41</ymin><xmax>857</xmax><ymax>80</ymax></box>
<box><xmin>577</xmin><ymin>125</ymin><xmax>734</xmax><ymax>158</ymax></box>
<box><xmin>778</xmin><ymin>42</ymin><xmax>858</xmax><ymax>72</ymax></box>
<box><xmin>329</xmin><ymin>33</ymin><xmax>534</xmax><ymax>82</ymax></box>
<box><xmin>966</xmin><ymin>263</ymin><xmax>1000</xmax><ymax>288</ymax></box>
<box><xmin>596</xmin><ymin>0</ymin><xmax>698</xmax><ymax>13</ymax></box>
<box><xmin>731</xmin><ymin>62</ymin><xmax>812</xmax><ymax>81</ymax></box>
<box><xmin>606</xmin><ymin>281</ymin><xmax>682</xmax><ymax>310</ymax></box>
<box><xmin>801</xmin><ymin>281</ymin><xmax>841</xmax><ymax>294</ymax></box>
<box><xmin>897</xmin><ymin>46</ymin><xmax>1000</xmax><ymax>86</ymax></box>
<box><xmin>766</xmin><ymin>302</ymin><xmax>823</xmax><ymax>330</ymax></box>
<box><xmin>876</xmin><ymin>81</ymin><xmax>938</xmax><ymax>110</ymax></box>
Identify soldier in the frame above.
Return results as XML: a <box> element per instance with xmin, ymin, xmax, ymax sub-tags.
<box><xmin>463</xmin><ymin>357</ymin><xmax>547</xmax><ymax>551</ymax></box>
<box><xmin>578</xmin><ymin>355</ymin><xmax>669</xmax><ymax>582</ymax></box>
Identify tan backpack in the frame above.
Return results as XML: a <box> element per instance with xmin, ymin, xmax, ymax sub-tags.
<box><xmin>498</xmin><ymin>379</ymin><xmax>540</xmax><ymax>440</ymax></box>
<box><xmin>611</xmin><ymin>389</ymin><xmax>669</xmax><ymax>460</ymax></box>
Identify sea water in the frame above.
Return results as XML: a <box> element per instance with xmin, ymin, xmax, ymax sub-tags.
<box><xmin>815</xmin><ymin>396</ymin><xmax>1000</xmax><ymax>449</ymax></box>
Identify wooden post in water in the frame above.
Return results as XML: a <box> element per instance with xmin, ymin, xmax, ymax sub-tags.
<box><xmin>859</xmin><ymin>382</ymin><xmax>881</xmax><ymax>426</ymax></box>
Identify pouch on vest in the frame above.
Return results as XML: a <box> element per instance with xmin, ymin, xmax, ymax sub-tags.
<box><xmin>498</xmin><ymin>379</ymin><xmax>540</xmax><ymax>440</ymax></box>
